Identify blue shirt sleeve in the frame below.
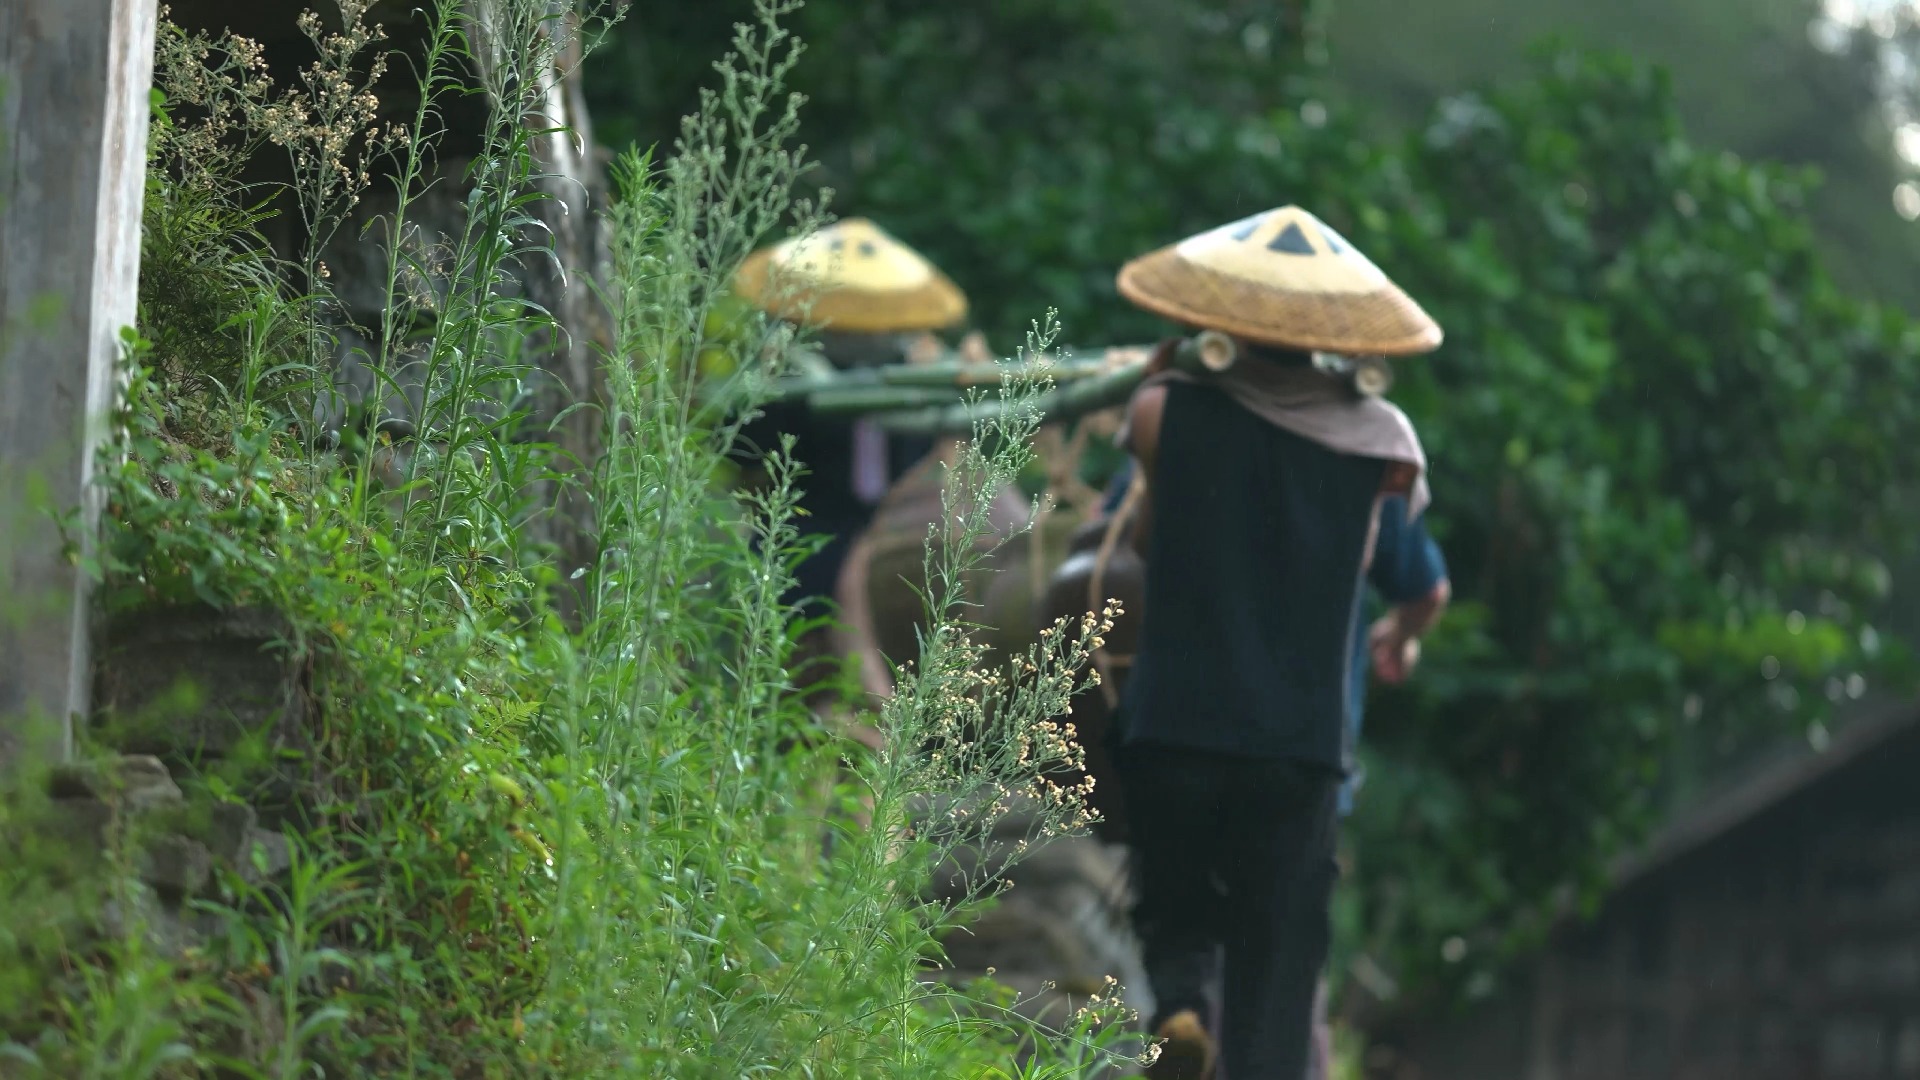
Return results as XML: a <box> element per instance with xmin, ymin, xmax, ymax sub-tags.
<box><xmin>1369</xmin><ymin>497</ymin><xmax>1448</xmax><ymax>603</ymax></box>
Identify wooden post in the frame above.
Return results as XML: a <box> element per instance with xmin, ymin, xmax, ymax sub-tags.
<box><xmin>0</xmin><ymin>0</ymin><xmax>159</xmax><ymax>767</ymax></box>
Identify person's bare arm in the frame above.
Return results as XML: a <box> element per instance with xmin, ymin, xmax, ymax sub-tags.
<box><xmin>1369</xmin><ymin>578</ymin><xmax>1451</xmax><ymax>685</ymax></box>
<box><xmin>1381</xmin><ymin>461</ymin><xmax>1419</xmax><ymax>499</ymax></box>
<box><xmin>832</xmin><ymin>530</ymin><xmax>894</xmax><ymax>707</ymax></box>
<box><xmin>1123</xmin><ymin>382</ymin><xmax>1167</xmax><ymax>556</ymax></box>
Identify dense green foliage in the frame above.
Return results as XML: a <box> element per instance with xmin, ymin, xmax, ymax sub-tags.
<box><xmin>1324</xmin><ymin>0</ymin><xmax>1920</xmax><ymax>311</ymax></box>
<box><xmin>588</xmin><ymin>3</ymin><xmax>1920</xmax><ymax>1012</ymax></box>
<box><xmin>1328</xmin><ymin>50</ymin><xmax>1920</xmax><ymax>1001</ymax></box>
<box><xmin>586</xmin><ymin>0</ymin><xmax>1920</xmax><ymax>334</ymax></box>
<box><xmin>588</xmin><ymin>0</ymin><xmax>1317</xmax><ymax>349</ymax></box>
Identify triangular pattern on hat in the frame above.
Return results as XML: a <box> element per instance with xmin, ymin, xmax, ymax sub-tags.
<box><xmin>1174</xmin><ymin>206</ymin><xmax>1389</xmax><ymax>296</ymax></box>
<box><xmin>734</xmin><ymin>217</ymin><xmax>968</xmax><ymax>333</ymax></box>
<box><xmin>1115</xmin><ymin>205</ymin><xmax>1443</xmax><ymax>356</ymax></box>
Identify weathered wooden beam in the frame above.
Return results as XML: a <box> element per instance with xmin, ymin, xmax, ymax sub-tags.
<box><xmin>0</xmin><ymin>0</ymin><xmax>160</xmax><ymax>767</ymax></box>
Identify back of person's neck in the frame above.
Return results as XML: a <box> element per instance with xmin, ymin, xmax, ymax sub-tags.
<box><xmin>818</xmin><ymin>329</ymin><xmax>906</xmax><ymax>369</ymax></box>
<box><xmin>1239</xmin><ymin>341</ymin><xmax>1315</xmax><ymax>367</ymax></box>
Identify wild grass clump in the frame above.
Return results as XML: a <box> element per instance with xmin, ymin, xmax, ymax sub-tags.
<box><xmin>0</xmin><ymin>1</ymin><xmax>1149</xmax><ymax>1076</ymax></box>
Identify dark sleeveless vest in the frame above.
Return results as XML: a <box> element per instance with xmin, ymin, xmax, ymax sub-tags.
<box><xmin>1116</xmin><ymin>381</ymin><xmax>1386</xmax><ymax>771</ymax></box>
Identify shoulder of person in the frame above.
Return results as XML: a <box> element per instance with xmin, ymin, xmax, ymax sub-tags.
<box><xmin>1124</xmin><ymin>382</ymin><xmax>1169</xmax><ymax>459</ymax></box>
<box><xmin>1379</xmin><ymin>461</ymin><xmax>1419</xmax><ymax>497</ymax></box>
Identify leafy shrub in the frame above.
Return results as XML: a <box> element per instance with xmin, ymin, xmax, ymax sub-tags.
<box><xmin>1330</xmin><ymin>47</ymin><xmax>1920</xmax><ymax>1003</ymax></box>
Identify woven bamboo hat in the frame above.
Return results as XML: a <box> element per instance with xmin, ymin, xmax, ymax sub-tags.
<box><xmin>735</xmin><ymin>217</ymin><xmax>968</xmax><ymax>333</ymax></box>
<box><xmin>1115</xmin><ymin>206</ymin><xmax>1442</xmax><ymax>356</ymax></box>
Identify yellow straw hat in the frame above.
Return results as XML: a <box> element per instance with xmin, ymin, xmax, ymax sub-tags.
<box><xmin>1115</xmin><ymin>206</ymin><xmax>1442</xmax><ymax>356</ymax></box>
<box><xmin>735</xmin><ymin>217</ymin><xmax>968</xmax><ymax>333</ymax></box>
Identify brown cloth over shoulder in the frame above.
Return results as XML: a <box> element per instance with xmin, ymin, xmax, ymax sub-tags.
<box><xmin>1116</xmin><ymin>345</ymin><xmax>1431</xmax><ymax>521</ymax></box>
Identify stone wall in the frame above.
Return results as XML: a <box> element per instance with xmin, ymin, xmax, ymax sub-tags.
<box><xmin>6</xmin><ymin>602</ymin><xmax>304</xmax><ymax>1005</ymax></box>
<box><xmin>88</xmin><ymin>599</ymin><xmax>305</xmax><ymax>910</ymax></box>
<box><xmin>46</xmin><ymin>751</ymin><xmax>292</xmax><ymax>957</ymax></box>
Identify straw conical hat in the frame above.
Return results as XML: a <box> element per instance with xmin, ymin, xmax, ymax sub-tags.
<box><xmin>1115</xmin><ymin>206</ymin><xmax>1442</xmax><ymax>356</ymax></box>
<box><xmin>735</xmin><ymin>218</ymin><xmax>968</xmax><ymax>333</ymax></box>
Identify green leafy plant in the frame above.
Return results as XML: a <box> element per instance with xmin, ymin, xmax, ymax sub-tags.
<box><xmin>4</xmin><ymin>2</ymin><xmax>1147</xmax><ymax>1076</ymax></box>
<box><xmin>1334</xmin><ymin>47</ymin><xmax>1920</xmax><ymax>1005</ymax></box>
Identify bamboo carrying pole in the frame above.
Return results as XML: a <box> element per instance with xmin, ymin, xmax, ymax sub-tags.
<box><xmin>715</xmin><ymin>330</ymin><xmax>1391</xmax><ymax>436</ymax></box>
<box><xmin>829</xmin><ymin>330</ymin><xmax>1242</xmax><ymax>435</ymax></box>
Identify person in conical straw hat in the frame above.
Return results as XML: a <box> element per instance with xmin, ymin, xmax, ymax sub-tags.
<box><xmin>1104</xmin><ymin>206</ymin><xmax>1450</xmax><ymax>1080</ymax></box>
<box><xmin>736</xmin><ymin>215</ymin><xmax>969</xmax><ymax>343</ymax></box>
<box><xmin>731</xmin><ymin>217</ymin><xmax>967</xmax><ymax>712</ymax></box>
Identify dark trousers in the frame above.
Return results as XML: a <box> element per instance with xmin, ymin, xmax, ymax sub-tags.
<box><xmin>1117</xmin><ymin>743</ymin><xmax>1341</xmax><ymax>1080</ymax></box>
